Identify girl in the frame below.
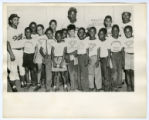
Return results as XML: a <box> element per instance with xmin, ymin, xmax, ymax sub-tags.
<box><xmin>51</xmin><ymin>30</ymin><xmax>68</xmax><ymax>91</ymax></box>
<box><xmin>34</xmin><ymin>24</ymin><xmax>47</xmax><ymax>91</ymax></box>
<box><xmin>104</xmin><ymin>15</ymin><xmax>112</xmax><ymax>37</ymax></box>
<box><xmin>29</xmin><ymin>21</ymin><xmax>38</xmax><ymax>38</ymax></box>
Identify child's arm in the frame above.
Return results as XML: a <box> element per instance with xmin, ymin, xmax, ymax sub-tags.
<box><xmin>60</xmin><ymin>47</ymin><xmax>66</xmax><ymax>68</ymax></box>
<box><xmin>39</xmin><ymin>47</ymin><xmax>46</xmax><ymax>58</ymax></box>
<box><xmin>51</xmin><ymin>46</ymin><xmax>56</xmax><ymax>67</ymax></box>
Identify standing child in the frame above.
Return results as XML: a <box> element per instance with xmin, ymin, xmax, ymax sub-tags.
<box><xmin>51</xmin><ymin>30</ymin><xmax>68</xmax><ymax>91</ymax></box>
<box><xmin>40</xmin><ymin>27</ymin><xmax>55</xmax><ymax>91</ymax></box>
<box><xmin>65</xmin><ymin>24</ymin><xmax>78</xmax><ymax>91</ymax></box>
<box><xmin>109</xmin><ymin>24</ymin><xmax>124</xmax><ymax>91</ymax></box>
<box><xmin>123</xmin><ymin>25</ymin><xmax>134</xmax><ymax>91</ymax></box>
<box><xmin>29</xmin><ymin>22</ymin><xmax>38</xmax><ymax>38</ymax></box>
<box><xmin>87</xmin><ymin>27</ymin><xmax>102</xmax><ymax>91</ymax></box>
<box><xmin>34</xmin><ymin>24</ymin><xmax>47</xmax><ymax>91</ymax></box>
<box><xmin>98</xmin><ymin>28</ymin><xmax>111</xmax><ymax>91</ymax></box>
<box><xmin>77</xmin><ymin>27</ymin><xmax>89</xmax><ymax>91</ymax></box>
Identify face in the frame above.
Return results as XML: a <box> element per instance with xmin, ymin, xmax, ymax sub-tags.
<box><xmin>122</xmin><ymin>13</ymin><xmax>130</xmax><ymax>23</ymax></box>
<box><xmin>50</xmin><ymin>22</ymin><xmax>57</xmax><ymax>31</ymax></box>
<box><xmin>25</xmin><ymin>29</ymin><xmax>31</xmax><ymax>39</ymax></box>
<box><xmin>78</xmin><ymin>29</ymin><xmax>85</xmax><ymax>39</ymax></box>
<box><xmin>62</xmin><ymin>30</ymin><xmax>67</xmax><ymax>39</ymax></box>
<box><xmin>68</xmin><ymin>29</ymin><xmax>75</xmax><ymax>37</ymax></box>
<box><xmin>105</xmin><ymin>18</ymin><xmax>112</xmax><ymax>27</ymax></box>
<box><xmin>37</xmin><ymin>26</ymin><xmax>44</xmax><ymax>35</ymax></box>
<box><xmin>10</xmin><ymin>17</ymin><xmax>19</xmax><ymax>27</ymax></box>
<box><xmin>98</xmin><ymin>31</ymin><xmax>106</xmax><ymax>41</ymax></box>
<box><xmin>46</xmin><ymin>30</ymin><xmax>53</xmax><ymax>39</ymax></box>
<box><xmin>89</xmin><ymin>28</ymin><xmax>96</xmax><ymax>38</ymax></box>
<box><xmin>112</xmin><ymin>27</ymin><xmax>119</xmax><ymax>38</ymax></box>
<box><xmin>68</xmin><ymin>11</ymin><xmax>76</xmax><ymax>22</ymax></box>
<box><xmin>55</xmin><ymin>33</ymin><xmax>62</xmax><ymax>42</ymax></box>
<box><xmin>30</xmin><ymin>23</ymin><xmax>37</xmax><ymax>33</ymax></box>
<box><xmin>124</xmin><ymin>28</ymin><xmax>132</xmax><ymax>38</ymax></box>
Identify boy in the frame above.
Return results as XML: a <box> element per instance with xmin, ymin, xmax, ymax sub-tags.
<box><xmin>40</xmin><ymin>27</ymin><xmax>55</xmax><ymax>91</ymax></box>
<box><xmin>87</xmin><ymin>27</ymin><xmax>102</xmax><ymax>91</ymax></box>
<box><xmin>65</xmin><ymin>24</ymin><xmax>78</xmax><ymax>91</ymax></box>
<box><xmin>7</xmin><ymin>14</ymin><xmax>25</xmax><ymax>92</ymax></box>
<box><xmin>109</xmin><ymin>24</ymin><xmax>124</xmax><ymax>91</ymax></box>
<box><xmin>123</xmin><ymin>25</ymin><xmax>134</xmax><ymax>91</ymax></box>
<box><xmin>77</xmin><ymin>27</ymin><xmax>89</xmax><ymax>91</ymax></box>
<box><xmin>98</xmin><ymin>28</ymin><xmax>111</xmax><ymax>91</ymax></box>
<box><xmin>51</xmin><ymin>30</ymin><xmax>68</xmax><ymax>91</ymax></box>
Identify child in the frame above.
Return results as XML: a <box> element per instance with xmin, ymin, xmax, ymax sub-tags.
<box><xmin>98</xmin><ymin>28</ymin><xmax>111</xmax><ymax>91</ymax></box>
<box><xmin>40</xmin><ymin>27</ymin><xmax>55</xmax><ymax>91</ymax></box>
<box><xmin>49</xmin><ymin>19</ymin><xmax>57</xmax><ymax>37</ymax></box>
<box><xmin>77</xmin><ymin>27</ymin><xmax>89</xmax><ymax>91</ymax></box>
<box><xmin>123</xmin><ymin>25</ymin><xmax>134</xmax><ymax>91</ymax></box>
<box><xmin>109</xmin><ymin>24</ymin><xmax>124</xmax><ymax>91</ymax></box>
<box><xmin>104</xmin><ymin>15</ymin><xmax>112</xmax><ymax>37</ymax></box>
<box><xmin>87</xmin><ymin>27</ymin><xmax>102</xmax><ymax>91</ymax></box>
<box><xmin>29</xmin><ymin>21</ymin><xmax>38</xmax><ymax>38</ymax></box>
<box><xmin>65</xmin><ymin>24</ymin><xmax>78</xmax><ymax>91</ymax></box>
<box><xmin>51</xmin><ymin>30</ymin><xmax>68</xmax><ymax>91</ymax></box>
<box><xmin>22</xmin><ymin>27</ymin><xmax>37</xmax><ymax>87</ymax></box>
<box><xmin>34</xmin><ymin>24</ymin><xmax>47</xmax><ymax>91</ymax></box>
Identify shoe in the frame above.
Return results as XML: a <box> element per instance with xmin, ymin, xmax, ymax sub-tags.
<box><xmin>21</xmin><ymin>82</ymin><xmax>25</xmax><ymax>88</ymax></box>
<box><xmin>12</xmin><ymin>85</ymin><xmax>18</xmax><ymax>92</ymax></box>
<box><xmin>34</xmin><ymin>85</ymin><xmax>41</xmax><ymax>91</ymax></box>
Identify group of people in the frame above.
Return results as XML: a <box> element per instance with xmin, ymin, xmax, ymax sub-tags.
<box><xmin>7</xmin><ymin>7</ymin><xmax>134</xmax><ymax>92</ymax></box>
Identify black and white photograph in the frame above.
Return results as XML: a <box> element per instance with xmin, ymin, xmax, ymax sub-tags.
<box><xmin>3</xmin><ymin>3</ymin><xmax>147</xmax><ymax>119</ymax></box>
<box><xmin>6</xmin><ymin>4</ymin><xmax>135</xmax><ymax>92</ymax></box>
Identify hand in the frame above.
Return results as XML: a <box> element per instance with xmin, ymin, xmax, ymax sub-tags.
<box><xmin>10</xmin><ymin>54</ymin><xmax>15</xmax><ymax>61</ymax></box>
<box><xmin>95</xmin><ymin>61</ymin><xmax>99</xmax><ymax>67</ymax></box>
<box><xmin>59</xmin><ymin>62</ymin><xmax>63</xmax><ymax>68</ymax></box>
<box><xmin>18</xmin><ymin>34</ymin><xmax>23</xmax><ymax>40</ymax></box>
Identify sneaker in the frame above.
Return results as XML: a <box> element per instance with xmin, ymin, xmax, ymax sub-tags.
<box><xmin>12</xmin><ymin>85</ymin><xmax>18</xmax><ymax>92</ymax></box>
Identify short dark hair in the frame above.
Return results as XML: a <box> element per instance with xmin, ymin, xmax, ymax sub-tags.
<box><xmin>104</xmin><ymin>15</ymin><xmax>112</xmax><ymax>27</ymax></box>
<box><xmin>55</xmin><ymin>30</ymin><xmax>62</xmax><ymax>36</ymax></box>
<box><xmin>45</xmin><ymin>27</ymin><xmax>53</xmax><ymax>34</ymax></box>
<box><xmin>112</xmin><ymin>24</ymin><xmax>120</xmax><ymax>32</ymax></box>
<box><xmin>89</xmin><ymin>27</ymin><xmax>97</xmax><ymax>33</ymax></box>
<box><xmin>8</xmin><ymin>14</ymin><xmax>20</xmax><ymax>26</ymax></box>
<box><xmin>124</xmin><ymin>25</ymin><xmax>133</xmax><ymax>33</ymax></box>
<box><xmin>37</xmin><ymin>24</ymin><xmax>44</xmax><ymax>30</ymax></box>
<box><xmin>68</xmin><ymin>7</ymin><xmax>77</xmax><ymax>15</ymax></box>
<box><xmin>98</xmin><ymin>28</ymin><xmax>107</xmax><ymax>35</ymax></box>
<box><xmin>67</xmin><ymin>24</ymin><xmax>76</xmax><ymax>31</ymax></box>
<box><xmin>122</xmin><ymin>12</ymin><xmax>131</xmax><ymax>17</ymax></box>
<box><xmin>78</xmin><ymin>27</ymin><xmax>85</xmax><ymax>33</ymax></box>
<box><xmin>25</xmin><ymin>27</ymin><xmax>31</xmax><ymax>33</ymax></box>
<box><xmin>49</xmin><ymin>19</ymin><xmax>57</xmax><ymax>25</ymax></box>
<box><xmin>29</xmin><ymin>21</ymin><xmax>37</xmax><ymax>28</ymax></box>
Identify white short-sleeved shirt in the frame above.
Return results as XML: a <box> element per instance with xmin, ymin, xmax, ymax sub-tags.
<box><xmin>99</xmin><ymin>39</ymin><xmax>110</xmax><ymax>58</ymax></box>
<box><xmin>7</xmin><ymin>26</ymin><xmax>23</xmax><ymax>48</ymax></box>
<box><xmin>109</xmin><ymin>36</ymin><xmax>124</xmax><ymax>52</ymax></box>
<box><xmin>41</xmin><ymin>39</ymin><xmax>55</xmax><ymax>55</ymax></box>
<box><xmin>31</xmin><ymin>34</ymin><xmax>39</xmax><ymax>39</ymax></box>
<box><xmin>53</xmin><ymin>42</ymin><xmax>66</xmax><ymax>56</ymax></box>
<box><xmin>36</xmin><ymin>35</ymin><xmax>47</xmax><ymax>48</ymax></box>
<box><xmin>123</xmin><ymin>37</ymin><xmax>134</xmax><ymax>53</ymax></box>
<box><xmin>65</xmin><ymin>37</ymin><xmax>78</xmax><ymax>53</ymax></box>
<box><xmin>77</xmin><ymin>38</ymin><xmax>89</xmax><ymax>54</ymax></box>
<box><xmin>87</xmin><ymin>38</ymin><xmax>100</xmax><ymax>57</ymax></box>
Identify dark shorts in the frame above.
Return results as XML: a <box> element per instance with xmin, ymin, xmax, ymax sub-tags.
<box><xmin>23</xmin><ymin>53</ymin><xmax>35</xmax><ymax>69</ymax></box>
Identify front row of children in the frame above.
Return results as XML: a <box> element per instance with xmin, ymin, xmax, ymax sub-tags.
<box><xmin>16</xmin><ymin>24</ymin><xmax>134</xmax><ymax>92</ymax></box>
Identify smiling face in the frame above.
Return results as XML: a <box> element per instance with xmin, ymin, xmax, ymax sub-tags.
<box><xmin>104</xmin><ymin>17</ymin><xmax>112</xmax><ymax>28</ymax></box>
<box><xmin>122</xmin><ymin>12</ymin><xmax>131</xmax><ymax>23</ymax></box>
<box><xmin>98</xmin><ymin>30</ymin><xmax>106</xmax><ymax>41</ymax></box>
<box><xmin>46</xmin><ymin>30</ymin><xmax>53</xmax><ymax>39</ymax></box>
<box><xmin>55</xmin><ymin>32</ymin><xmax>62</xmax><ymax>42</ymax></box>
<box><xmin>25</xmin><ymin>29</ymin><xmax>31</xmax><ymax>39</ymax></box>
<box><xmin>30</xmin><ymin>23</ymin><xmax>37</xmax><ymax>34</ymax></box>
<box><xmin>10</xmin><ymin>17</ymin><xmax>19</xmax><ymax>28</ymax></box>
<box><xmin>50</xmin><ymin>22</ymin><xmax>57</xmax><ymax>31</ymax></box>
<box><xmin>37</xmin><ymin>26</ymin><xmax>44</xmax><ymax>36</ymax></box>
<box><xmin>124</xmin><ymin>27</ymin><xmax>132</xmax><ymax>38</ymax></box>
<box><xmin>112</xmin><ymin>26</ymin><xmax>119</xmax><ymax>38</ymax></box>
<box><xmin>68</xmin><ymin>11</ymin><xmax>77</xmax><ymax>23</ymax></box>
<box><xmin>68</xmin><ymin>29</ymin><xmax>75</xmax><ymax>38</ymax></box>
<box><xmin>78</xmin><ymin>29</ymin><xmax>86</xmax><ymax>40</ymax></box>
<box><xmin>89</xmin><ymin>28</ymin><xmax>96</xmax><ymax>39</ymax></box>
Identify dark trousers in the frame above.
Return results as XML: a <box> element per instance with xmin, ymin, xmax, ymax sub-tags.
<box><xmin>78</xmin><ymin>54</ymin><xmax>89</xmax><ymax>91</ymax></box>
